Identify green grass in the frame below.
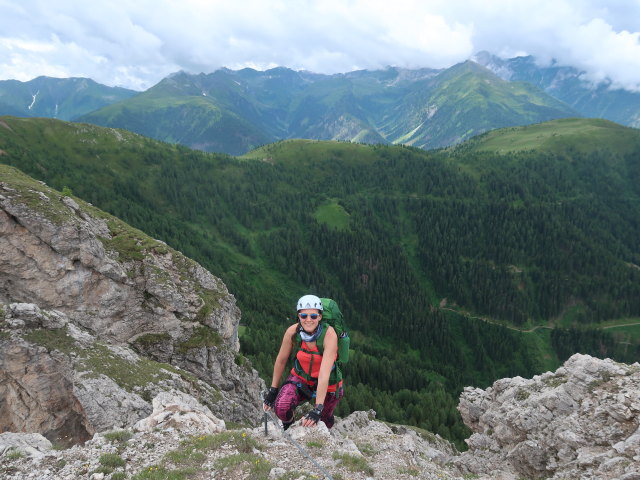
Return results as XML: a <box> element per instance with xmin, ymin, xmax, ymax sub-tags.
<box><xmin>164</xmin><ymin>449</ymin><xmax>206</xmax><ymax>467</ymax></box>
<box><xmin>606</xmin><ymin>323</ymin><xmax>640</xmax><ymax>344</ymax></box>
<box><xmin>313</xmin><ymin>200</ymin><xmax>351</xmax><ymax>231</ymax></box>
<box><xmin>4</xmin><ymin>449</ymin><xmax>24</xmax><ymax>460</ymax></box>
<box><xmin>332</xmin><ymin>452</ymin><xmax>374</xmax><ymax>475</ymax></box>
<box><xmin>193</xmin><ymin>288</ymin><xmax>224</xmax><ymax>324</ymax></box>
<box><xmin>460</xmin><ymin>118</ymin><xmax>640</xmax><ymax>155</ymax></box>
<box><xmin>306</xmin><ymin>440</ymin><xmax>326</xmax><ymax>449</ymax></box>
<box><xmin>23</xmin><ymin>328</ymin><xmax>79</xmax><ymax>355</ymax></box>
<box><xmin>214</xmin><ymin>454</ymin><xmax>272</xmax><ymax>480</ymax></box>
<box><xmin>176</xmin><ymin>326</ymin><xmax>223</xmax><ymax>353</ymax></box>
<box><xmin>131</xmin><ymin>465</ymin><xmax>196</xmax><ymax>480</ymax></box>
<box><xmin>523</xmin><ymin>328</ymin><xmax>559</xmax><ymax>373</ymax></box>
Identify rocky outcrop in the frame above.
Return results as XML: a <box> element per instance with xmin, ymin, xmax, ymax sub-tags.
<box><xmin>0</xmin><ymin>397</ymin><xmax>462</xmax><ymax>480</ymax></box>
<box><xmin>1</xmin><ymin>355</ymin><xmax>639</xmax><ymax>479</ymax></box>
<box><xmin>455</xmin><ymin>353</ymin><xmax>640</xmax><ymax>480</ymax></box>
<box><xmin>0</xmin><ymin>165</ymin><xmax>264</xmax><ymax>445</ymax></box>
<box><xmin>133</xmin><ymin>390</ymin><xmax>226</xmax><ymax>434</ymax></box>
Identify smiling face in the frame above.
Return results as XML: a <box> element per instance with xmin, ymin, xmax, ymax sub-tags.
<box><xmin>298</xmin><ymin>308</ymin><xmax>322</xmax><ymax>333</ymax></box>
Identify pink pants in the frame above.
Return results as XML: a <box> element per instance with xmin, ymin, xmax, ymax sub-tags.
<box><xmin>274</xmin><ymin>375</ymin><xmax>344</xmax><ymax>428</ymax></box>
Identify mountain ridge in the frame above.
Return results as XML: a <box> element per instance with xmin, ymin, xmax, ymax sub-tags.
<box><xmin>77</xmin><ymin>61</ymin><xmax>578</xmax><ymax>155</ymax></box>
<box><xmin>4</xmin><ymin>53</ymin><xmax>638</xmax><ymax>156</ymax></box>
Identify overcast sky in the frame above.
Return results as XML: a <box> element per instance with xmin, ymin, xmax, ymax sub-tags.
<box><xmin>1</xmin><ymin>0</ymin><xmax>639</xmax><ymax>91</ymax></box>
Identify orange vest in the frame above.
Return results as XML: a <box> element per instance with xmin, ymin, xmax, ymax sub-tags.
<box><xmin>291</xmin><ymin>341</ymin><xmax>341</xmax><ymax>392</ymax></box>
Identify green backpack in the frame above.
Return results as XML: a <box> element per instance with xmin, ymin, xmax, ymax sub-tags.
<box><xmin>319</xmin><ymin>298</ymin><xmax>350</xmax><ymax>364</ymax></box>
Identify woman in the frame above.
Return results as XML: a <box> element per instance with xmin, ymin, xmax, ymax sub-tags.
<box><xmin>263</xmin><ymin>294</ymin><xmax>344</xmax><ymax>429</ymax></box>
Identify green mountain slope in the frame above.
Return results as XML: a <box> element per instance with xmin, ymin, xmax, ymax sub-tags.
<box><xmin>79</xmin><ymin>72</ymin><xmax>272</xmax><ymax>155</ymax></box>
<box><xmin>1</xmin><ymin>116</ymin><xmax>639</xmax><ymax>448</ymax></box>
<box><xmin>380</xmin><ymin>61</ymin><xmax>579</xmax><ymax>148</ymax></box>
<box><xmin>0</xmin><ymin>76</ymin><xmax>136</xmax><ymax>120</ymax></box>
<box><xmin>78</xmin><ymin>63</ymin><xmax>575</xmax><ymax>155</ymax></box>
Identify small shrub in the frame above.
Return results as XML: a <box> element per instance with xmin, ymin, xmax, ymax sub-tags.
<box><xmin>542</xmin><ymin>375</ymin><xmax>567</xmax><ymax>388</ymax></box>
<box><xmin>93</xmin><ymin>465</ymin><xmax>114</xmax><ymax>475</ymax></box>
<box><xmin>111</xmin><ymin>473</ymin><xmax>128</xmax><ymax>480</ymax></box>
<box><xmin>176</xmin><ymin>326</ymin><xmax>222</xmax><ymax>353</ymax></box>
<box><xmin>134</xmin><ymin>333</ymin><xmax>171</xmax><ymax>347</ymax></box>
<box><xmin>332</xmin><ymin>452</ymin><xmax>374</xmax><ymax>475</ymax></box>
<box><xmin>356</xmin><ymin>442</ymin><xmax>376</xmax><ymax>456</ymax></box>
<box><xmin>104</xmin><ymin>430</ymin><xmax>133</xmax><ymax>443</ymax></box>
<box><xmin>99</xmin><ymin>453</ymin><xmax>126</xmax><ymax>468</ymax></box>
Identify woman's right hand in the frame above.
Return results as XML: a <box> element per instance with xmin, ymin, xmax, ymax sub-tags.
<box><xmin>263</xmin><ymin>386</ymin><xmax>278</xmax><ymax>411</ymax></box>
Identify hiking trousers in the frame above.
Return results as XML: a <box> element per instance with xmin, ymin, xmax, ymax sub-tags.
<box><xmin>274</xmin><ymin>374</ymin><xmax>344</xmax><ymax>428</ymax></box>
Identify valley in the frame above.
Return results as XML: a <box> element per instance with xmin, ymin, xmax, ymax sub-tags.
<box><xmin>1</xmin><ymin>115</ymin><xmax>639</xmax><ymax>447</ymax></box>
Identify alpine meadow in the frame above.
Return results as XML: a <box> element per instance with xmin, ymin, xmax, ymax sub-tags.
<box><xmin>1</xmin><ymin>115</ymin><xmax>640</xmax><ymax>448</ymax></box>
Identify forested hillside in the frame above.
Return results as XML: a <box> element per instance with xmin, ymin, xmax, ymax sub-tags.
<box><xmin>1</xmin><ymin>116</ymin><xmax>639</xmax><ymax>448</ymax></box>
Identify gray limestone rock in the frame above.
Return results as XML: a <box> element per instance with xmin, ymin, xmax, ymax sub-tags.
<box><xmin>454</xmin><ymin>354</ymin><xmax>640</xmax><ymax>480</ymax></box>
<box><xmin>0</xmin><ymin>169</ymin><xmax>264</xmax><ymax>445</ymax></box>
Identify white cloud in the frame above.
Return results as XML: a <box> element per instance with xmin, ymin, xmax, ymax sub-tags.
<box><xmin>0</xmin><ymin>0</ymin><xmax>638</xmax><ymax>91</ymax></box>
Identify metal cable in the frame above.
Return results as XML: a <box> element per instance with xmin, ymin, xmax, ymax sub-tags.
<box><xmin>263</xmin><ymin>410</ymin><xmax>334</xmax><ymax>480</ymax></box>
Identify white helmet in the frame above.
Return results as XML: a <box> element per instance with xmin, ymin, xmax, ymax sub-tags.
<box><xmin>297</xmin><ymin>294</ymin><xmax>323</xmax><ymax>312</ymax></box>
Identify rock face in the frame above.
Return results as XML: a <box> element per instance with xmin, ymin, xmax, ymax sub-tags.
<box><xmin>455</xmin><ymin>353</ymin><xmax>640</xmax><ymax>480</ymax></box>
<box><xmin>0</xmin><ymin>338</ymin><xmax>93</xmax><ymax>446</ymax></box>
<box><xmin>0</xmin><ymin>165</ymin><xmax>264</xmax><ymax>445</ymax></box>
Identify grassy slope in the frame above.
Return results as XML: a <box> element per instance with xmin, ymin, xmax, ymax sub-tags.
<box><xmin>458</xmin><ymin>117</ymin><xmax>640</xmax><ymax>154</ymax></box>
<box><xmin>79</xmin><ymin>80</ymin><xmax>272</xmax><ymax>155</ymax></box>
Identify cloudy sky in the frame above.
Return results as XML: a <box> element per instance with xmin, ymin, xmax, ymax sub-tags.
<box><xmin>1</xmin><ymin>0</ymin><xmax>639</xmax><ymax>91</ymax></box>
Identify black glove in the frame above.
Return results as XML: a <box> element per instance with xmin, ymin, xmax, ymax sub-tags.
<box><xmin>263</xmin><ymin>387</ymin><xmax>278</xmax><ymax>407</ymax></box>
<box><xmin>305</xmin><ymin>404</ymin><xmax>324</xmax><ymax>424</ymax></box>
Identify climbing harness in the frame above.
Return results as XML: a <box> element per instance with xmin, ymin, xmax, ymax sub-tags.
<box><xmin>263</xmin><ymin>409</ymin><xmax>334</xmax><ymax>480</ymax></box>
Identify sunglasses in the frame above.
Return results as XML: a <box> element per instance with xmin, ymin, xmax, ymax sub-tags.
<box><xmin>298</xmin><ymin>313</ymin><xmax>321</xmax><ymax>320</ymax></box>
